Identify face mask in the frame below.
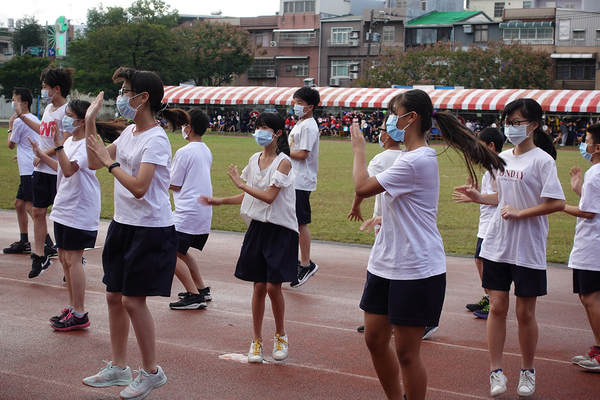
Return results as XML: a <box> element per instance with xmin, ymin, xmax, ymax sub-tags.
<box><xmin>504</xmin><ymin>123</ymin><xmax>532</xmax><ymax>146</ymax></box>
<box><xmin>62</xmin><ymin>115</ymin><xmax>80</xmax><ymax>133</ymax></box>
<box><xmin>580</xmin><ymin>142</ymin><xmax>596</xmax><ymax>162</ymax></box>
<box><xmin>252</xmin><ymin>129</ymin><xmax>275</xmax><ymax>147</ymax></box>
<box><xmin>182</xmin><ymin>126</ymin><xmax>189</xmax><ymax>140</ymax></box>
<box><xmin>41</xmin><ymin>89</ymin><xmax>53</xmax><ymax>103</ymax></box>
<box><xmin>11</xmin><ymin>102</ymin><xmax>17</xmax><ymax>113</ymax></box>
<box><xmin>378</xmin><ymin>132</ymin><xmax>387</xmax><ymax>148</ymax></box>
<box><xmin>116</xmin><ymin>93</ymin><xmax>143</xmax><ymax>120</ymax></box>
<box><xmin>294</xmin><ymin>104</ymin><xmax>307</xmax><ymax>118</ymax></box>
<box><xmin>385</xmin><ymin>112</ymin><xmax>411</xmax><ymax>142</ymax></box>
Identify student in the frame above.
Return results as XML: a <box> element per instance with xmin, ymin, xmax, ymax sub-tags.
<box><xmin>168</xmin><ymin>108</ymin><xmax>213</xmax><ymax>310</ymax></box>
<box><xmin>29</xmin><ymin>99</ymin><xmax>123</xmax><ymax>331</ymax></box>
<box><xmin>563</xmin><ymin>123</ymin><xmax>600</xmax><ymax>371</ymax></box>
<box><xmin>14</xmin><ymin>66</ymin><xmax>74</xmax><ymax>278</ymax></box>
<box><xmin>3</xmin><ymin>88</ymin><xmax>39</xmax><ymax>254</ymax></box>
<box><xmin>82</xmin><ymin>67</ymin><xmax>187</xmax><ymax>400</ymax></box>
<box><xmin>201</xmin><ymin>112</ymin><xmax>297</xmax><ymax>363</ymax></box>
<box><xmin>288</xmin><ymin>87</ymin><xmax>320</xmax><ymax>288</ymax></box>
<box><xmin>351</xmin><ymin>89</ymin><xmax>504</xmax><ymax>400</ymax></box>
<box><xmin>453</xmin><ymin>127</ymin><xmax>504</xmax><ymax>318</ymax></box>
<box><xmin>455</xmin><ymin>98</ymin><xmax>565</xmax><ymax>397</ymax></box>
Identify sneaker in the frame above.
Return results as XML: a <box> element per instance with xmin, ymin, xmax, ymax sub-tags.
<box><xmin>422</xmin><ymin>326</ymin><xmax>438</xmax><ymax>340</ymax></box>
<box><xmin>169</xmin><ymin>292</ymin><xmax>207</xmax><ymax>310</ymax></box>
<box><xmin>29</xmin><ymin>254</ymin><xmax>52</xmax><ymax>279</ymax></box>
<box><xmin>357</xmin><ymin>325</ymin><xmax>365</xmax><ymax>333</ymax></box>
<box><xmin>3</xmin><ymin>241</ymin><xmax>31</xmax><ymax>254</ymax></box>
<box><xmin>248</xmin><ymin>339</ymin><xmax>263</xmax><ymax>363</ymax></box>
<box><xmin>45</xmin><ymin>244</ymin><xmax>58</xmax><ymax>257</ymax></box>
<box><xmin>572</xmin><ymin>345</ymin><xmax>600</xmax><ymax>364</ymax></box>
<box><xmin>290</xmin><ymin>260</ymin><xmax>319</xmax><ymax>288</ymax></box>
<box><xmin>178</xmin><ymin>286</ymin><xmax>211</xmax><ymax>302</ymax></box>
<box><xmin>52</xmin><ymin>310</ymin><xmax>90</xmax><ymax>331</ymax></box>
<box><xmin>474</xmin><ymin>304</ymin><xmax>489</xmax><ymax>319</ymax></box>
<box><xmin>273</xmin><ymin>333</ymin><xmax>289</xmax><ymax>361</ymax></box>
<box><xmin>578</xmin><ymin>353</ymin><xmax>600</xmax><ymax>371</ymax></box>
<box><xmin>517</xmin><ymin>370</ymin><xmax>535</xmax><ymax>396</ymax></box>
<box><xmin>120</xmin><ymin>366</ymin><xmax>167</xmax><ymax>400</ymax></box>
<box><xmin>466</xmin><ymin>295</ymin><xmax>489</xmax><ymax>312</ymax></box>
<box><xmin>82</xmin><ymin>360</ymin><xmax>133</xmax><ymax>387</ymax></box>
<box><xmin>489</xmin><ymin>370</ymin><xmax>508</xmax><ymax>397</ymax></box>
<box><xmin>50</xmin><ymin>307</ymin><xmax>72</xmax><ymax>324</ymax></box>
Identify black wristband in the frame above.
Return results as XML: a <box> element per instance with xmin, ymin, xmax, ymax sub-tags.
<box><xmin>7</xmin><ymin>129</ymin><xmax>12</xmax><ymax>133</ymax></box>
<box><xmin>108</xmin><ymin>162</ymin><xmax>121</xmax><ymax>173</ymax></box>
<box><xmin>54</xmin><ymin>145</ymin><xmax>64</xmax><ymax>151</ymax></box>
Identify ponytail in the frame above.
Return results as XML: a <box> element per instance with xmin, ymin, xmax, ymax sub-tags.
<box><xmin>161</xmin><ymin>108</ymin><xmax>190</xmax><ymax>132</ymax></box>
<box><xmin>96</xmin><ymin>119</ymin><xmax>127</xmax><ymax>143</ymax></box>
<box><xmin>256</xmin><ymin>112</ymin><xmax>289</xmax><ymax>156</ymax></box>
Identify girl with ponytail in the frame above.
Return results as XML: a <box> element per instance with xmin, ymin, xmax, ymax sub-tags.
<box><xmin>350</xmin><ymin>89</ymin><xmax>504</xmax><ymax>400</ymax></box>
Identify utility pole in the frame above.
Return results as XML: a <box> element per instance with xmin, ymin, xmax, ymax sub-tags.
<box><xmin>366</xmin><ymin>9</ymin><xmax>374</xmax><ymax>60</ymax></box>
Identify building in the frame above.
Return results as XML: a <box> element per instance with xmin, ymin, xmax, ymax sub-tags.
<box><xmin>0</xmin><ymin>28</ymin><xmax>13</xmax><ymax>66</ymax></box>
<box><xmin>405</xmin><ymin>11</ymin><xmax>495</xmax><ymax>47</ymax></box>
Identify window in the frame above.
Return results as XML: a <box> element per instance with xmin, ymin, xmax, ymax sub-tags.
<box><xmin>558</xmin><ymin>19</ymin><xmax>570</xmax><ymax>40</ymax></box>
<box><xmin>385</xmin><ymin>0</ymin><xmax>407</xmax><ymax>6</ymax></box>
<box><xmin>283</xmin><ymin>1</ymin><xmax>315</xmax><ymax>14</ymax></box>
<box><xmin>596</xmin><ymin>30</ymin><xmax>600</xmax><ymax>40</ymax></box>
<box><xmin>503</xmin><ymin>27</ymin><xmax>553</xmax><ymax>41</ymax></box>
<box><xmin>523</xmin><ymin>1</ymin><xmax>532</xmax><ymax>8</ymax></box>
<box><xmin>332</xmin><ymin>60</ymin><xmax>350</xmax><ymax>78</ymax></box>
<box><xmin>332</xmin><ymin>28</ymin><xmax>351</xmax><ymax>44</ymax></box>
<box><xmin>295</xmin><ymin>63</ymin><xmax>309</xmax><ymax>77</ymax></box>
<box><xmin>573</xmin><ymin>30</ymin><xmax>585</xmax><ymax>40</ymax></box>
<box><xmin>253</xmin><ymin>32</ymin><xmax>269</xmax><ymax>47</ymax></box>
<box><xmin>247</xmin><ymin>60</ymin><xmax>277</xmax><ymax>79</ymax></box>
<box><xmin>278</xmin><ymin>31</ymin><xmax>316</xmax><ymax>45</ymax></box>
<box><xmin>383</xmin><ymin>26</ymin><xmax>395</xmax><ymax>42</ymax></box>
<box><xmin>421</xmin><ymin>1</ymin><xmax>427</xmax><ymax>11</ymax></box>
<box><xmin>474</xmin><ymin>25</ymin><xmax>488</xmax><ymax>42</ymax></box>
<box><xmin>556</xmin><ymin>59</ymin><xmax>595</xmax><ymax>80</ymax></box>
<box><xmin>415</xmin><ymin>28</ymin><xmax>437</xmax><ymax>45</ymax></box>
<box><xmin>564</xmin><ymin>3</ymin><xmax>575</xmax><ymax>9</ymax></box>
<box><xmin>494</xmin><ymin>2</ymin><xmax>505</xmax><ymax>18</ymax></box>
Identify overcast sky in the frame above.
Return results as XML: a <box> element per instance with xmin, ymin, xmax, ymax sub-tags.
<box><xmin>1</xmin><ymin>0</ymin><xmax>281</xmax><ymax>27</ymax></box>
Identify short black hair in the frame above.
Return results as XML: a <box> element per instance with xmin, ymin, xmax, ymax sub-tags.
<box><xmin>112</xmin><ymin>67</ymin><xmax>164</xmax><ymax>114</ymax></box>
<box><xmin>587</xmin><ymin>123</ymin><xmax>600</xmax><ymax>145</ymax></box>
<box><xmin>478</xmin><ymin>127</ymin><xmax>504</xmax><ymax>153</ymax></box>
<box><xmin>12</xmin><ymin>87</ymin><xmax>33</xmax><ymax>112</ymax></box>
<box><xmin>40</xmin><ymin>65</ymin><xmax>74</xmax><ymax>98</ymax></box>
<box><xmin>189</xmin><ymin>108</ymin><xmax>209</xmax><ymax>136</ymax></box>
<box><xmin>293</xmin><ymin>87</ymin><xmax>320</xmax><ymax>109</ymax></box>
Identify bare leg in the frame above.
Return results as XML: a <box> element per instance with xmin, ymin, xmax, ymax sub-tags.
<box><xmin>32</xmin><ymin>207</ymin><xmax>48</xmax><ymax>256</ymax></box>
<box><xmin>107</xmin><ymin>292</ymin><xmax>130</xmax><ymax>369</ymax></box>
<box><xmin>364</xmin><ymin>312</ymin><xmax>403</xmax><ymax>400</ymax></box>
<box><xmin>180</xmin><ymin>251</ymin><xmax>205</xmax><ymax>290</ymax></box>
<box><xmin>474</xmin><ymin>257</ymin><xmax>489</xmax><ymax>295</ymax></box>
<box><xmin>122</xmin><ymin>296</ymin><xmax>157</xmax><ymax>374</ymax></box>
<box><xmin>395</xmin><ymin>325</ymin><xmax>428</xmax><ymax>400</ymax></box>
<box><xmin>174</xmin><ymin>257</ymin><xmax>199</xmax><ymax>294</ymax></box>
<box><xmin>515</xmin><ymin>296</ymin><xmax>538</xmax><ymax>370</ymax></box>
<box><xmin>15</xmin><ymin>198</ymin><xmax>29</xmax><ymax>236</ymax></box>
<box><xmin>252</xmin><ymin>282</ymin><xmax>267</xmax><ymax>341</ymax></box>
<box><xmin>580</xmin><ymin>292</ymin><xmax>600</xmax><ymax>345</ymax></box>
<box><xmin>267</xmin><ymin>283</ymin><xmax>285</xmax><ymax>336</ymax></box>
<box><xmin>298</xmin><ymin>224</ymin><xmax>311</xmax><ymax>266</ymax></box>
<box><xmin>64</xmin><ymin>249</ymin><xmax>86</xmax><ymax>314</ymax></box>
<box><xmin>487</xmin><ymin>290</ymin><xmax>510</xmax><ymax>371</ymax></box>
<box><xmin>58</xmin><ymin>250</ymin><xmax>72</xmax><ymax>305</ymax></box>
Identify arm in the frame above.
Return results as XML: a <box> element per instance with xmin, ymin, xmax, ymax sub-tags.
<box><xmin>14</xmin><ymin>102</ymin><xmax>41</xmax><ymax>133</ymax></box>
<box><xmin>85</xmin><ymin>92</ymin><xmax>117</xmax><ymax>170</ymax></box>
<box><xmin>570</xmin><ymin>166</ymin><xmax>582</xmax><ymax>197</ymax></box>
<box><xmin>454</xmin><ymin>184</ymin><xmax>499</xmax><ymax>205</ymax></box>
<box><xmin>348</xmin><ymin>194</ymin><xmax>365</xmax><ymax>222</ymax></box>
<box><xmin>350</xmin><ymin>122</ymin><xmax>384</xmax><ymax>198</ymax></box>
<box><xmin>7</xmin><ymin>114</ymin><xmax>17</xmax><ymax>149</ymax></box>
<box><xmin>227</xmin><ymin>159</ymin><xmax>291</xmax><ymax>204</ymax></box>
<box><xmin>50</xmin><ymin>123</ymin><xmax>79</xmax><ymax>177</ymax></box>
<box><xmin>28</xmin><ymin>137</ymin><xmax>58</xmax><ymax>171</ymax></box>
<box><xmin>290</xmin><ymin>149</ymin><xmax>309</xmax><ymax>161</ymax></box>
<box><xmin>500</xmin><ymin>198</ymin><xmax>566</xmax><ymax>220</ymax></box>
<box><xmin>563</xmin><ymin>205</ymin><xmax>595</xmax><ymax>219</ymax></box>
<box><xmin>199</xmin><ymin>193</ymin><xmax>245</xmax><ymax>206</ymax></box>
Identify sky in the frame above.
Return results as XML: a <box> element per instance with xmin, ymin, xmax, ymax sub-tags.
<box><xmin>0</xmin><ymin>0</ymin><xmax>281</xmax><ymax>27</ymax></box>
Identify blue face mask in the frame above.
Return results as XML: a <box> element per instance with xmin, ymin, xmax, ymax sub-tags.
<box><xmin>580</xmin><ymin>141</ymin><xmax>597</xmax><ymax>162</ymax></box>
<box><xmin>62</xmin><ymin>115</ymin><xmax>80</xmax><ymax>133</ymax></box>
<box><xmin>252</xmin><ymin>129</ymin><xmax>275</xmax><ymax>147</ymax></box>
<box><xmin>116</xmin><ymin>93</ymin><xmax>143</xmax><ymax>120</ymax></box>
<box><xmin>385</xmin><ymin>112</ymin><xmax>411</xmax><ymax>142</ymax></box>
<box><xmin>41</xmin><ymin>89</ymin><xmax>54</xmax><ymax>103</ymax></box>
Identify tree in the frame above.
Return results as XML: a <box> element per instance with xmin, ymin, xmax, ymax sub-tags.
<box><xmin>355</xmin><ymin>41</ymin><xmax>556</xmax><ymax>90</ymax></box>
<box><xmin>0</xmin><ymin>55</ymin><xmax>50</xmax><ymax>97</ymax></box>
<box><xmin>11</xmin><ymin>15</ymin><xmax>44</xmax><ymax>55</ymax></box>
<box><xmin>85</xmin><ymin>0</ymin><xmax>177</xmax><ymax>34</ymax></box>
<box><xmin>175</xmin><ymin>22</ymin><xmax>256</xmax><ymax>86</ymax></box>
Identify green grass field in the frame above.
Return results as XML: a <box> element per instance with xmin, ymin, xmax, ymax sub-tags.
<box><xmin>0</xmin><ymin>129</ymin><xmax>587</xmax><ymax>264</ymax></box>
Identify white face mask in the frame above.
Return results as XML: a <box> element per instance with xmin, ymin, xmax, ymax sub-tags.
<box><xmin>41</xmin><ymin>89</ymin><xmax>54</xmax><ymax>103</ymax></box>
<box><xmin>505</xmin><ymin>123</ymin><xmax>533</xmax><ymax>146</ymax></box>
<box><xmin>182</xmin><ymin>125</ymin><xmax>189</xmax><ymax>140</ymax></box>
<box><xmin>294</xmin><ymin>104</ymin><xmax>307</xmax><ymax>118</ymax></box>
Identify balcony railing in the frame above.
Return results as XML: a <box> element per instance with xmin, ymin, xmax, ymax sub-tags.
<box><xmin>327</xmin><ymin>39</ymin><xmax>361</xmax><ymax>47</ymax></box>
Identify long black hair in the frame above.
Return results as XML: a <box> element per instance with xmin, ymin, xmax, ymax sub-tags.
<box><xmin>68</xmin><ymin>99</ymin><xmax>125</xmax><ymax>143</ymax></box>
<box><xmin>255</xmin><ymin>112</ymin><xmax>290</xmax><ymax>156</ymax></box>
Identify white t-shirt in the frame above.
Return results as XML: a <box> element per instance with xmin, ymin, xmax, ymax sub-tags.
<box><xmin>367</xmin><ymin>146</ymin><xmax>446</xmax><ymax>280</ymax></box>
<box><xmin>568</xmin><ymin>163</ymin><xmax>600</xmax><ymax>272</ymax></box>
<box><xmin>240</xmin><ymin>152</ymin><xmax>298</xmax><ymax>233</ymax></box>
<box><xmin>10</xmin><ymin>114</ymin><xmax>40</xmax><ymax>176</ymax></box>
<box><xmin>35</xmin><ymin>103</ymin><xmax>66</xmax><ymax>175</ymax></box>
<box><xmin>367</xmin><ymin>149</ymin><xmax>403</xmax><ymax>218</ymax></box>
<box><xmin>477</xmin><ymin>170</ymin><xmax>498</xmax><ymax>239</ymax></box>
<box><xmin>480</xmin><ymin>147</ymin><xmax>565</xmax><ymax>270</ymax></box>
<box><xmin>171</xmin><ymin>141</ymin><xmax>213</xmax><ymax>235</ymax></box>
<box><xmin>288</xmin><ymin>117</ymin><xmax>319</xmax><ymax>191</ymax></box>
<box><xmin>113</xmin><ymin>125</ymin><xmax>173</xmax><ymax>227</ymax></box>
<box><xmin>49</xmin><ymin>137</ymin><xmax>101</xmax><ymax>231</ymax></box>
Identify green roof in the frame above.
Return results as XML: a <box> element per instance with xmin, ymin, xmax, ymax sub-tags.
<box><xmin>407</xmin><ymin>11</ymin><xmax>482</xmax><ymax>26</ymax></box>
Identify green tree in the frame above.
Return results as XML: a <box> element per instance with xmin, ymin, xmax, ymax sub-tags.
<box><xmin>0</xmin><ymin>55</ymin><xmax>50</xmax><ymax>97</ymax></box>
<box><xmin>11</xmin><ymin>15</ymin><xmax>44</xmax><ymax>55</ymax></box>
<box><xmin>175</xmin><ymin>22</ymin><xmax>256</xmax><ymax>86</ymax></box>
<box><xmin>85</xmin><ymin>0</ymin><xmax>177</xmax><ymax>34</ymax></box>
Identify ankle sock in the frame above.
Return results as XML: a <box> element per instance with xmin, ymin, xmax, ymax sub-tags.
<box><xmin>491</xmin><ymin>368</ymin><xmax>502</xmax><ymax>374</ymax></box>
<box><xmin>521</xmin><ymin>368</ymin><xmax>534</xmax><ymax>374</ymax></box>
<box><xmin>72</xmin><ymin>310</ymin><xmax>85</xmax><ymax>318</ymax></box>
<box><xmin>20</xmin><ymin>233</ymin><xmax>28</xmax><ymax>243</ymax></box>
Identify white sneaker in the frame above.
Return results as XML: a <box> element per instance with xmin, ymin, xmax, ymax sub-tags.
<box><xmin>490</xmin><ymin>370</ymin><xmax>507</xmax><ymax>397</ymax></box>
<box><xmin>82</xmin><ymin>360</ymin><xmax>132</xmax><ymax>387</ymax></box>
<box><xmin>120</xmin><ymin>366</ymin><xmax>167</xmax><ymax>400</ymax></box>
<box><xmin>273</xmin><ymin>333</ymin><xmax>289</xmax><ymax>361</ymax></box>
<box><xmin>422</xmin><ymin>326</ymin><xmax>438</xmax><ymax>340</ymax></box>
<box><xmin>517</xmin><ymin>370</ymin><xmax>535</xmax><ymax>397</ymax></box>
<box><xmin>578</xmin><ymin>354</ymin><xmax>600</xmax><ymax>371</ymax></box>
<box><xmin>248</xmin><ymin>339</ymin><xmax>263</xmax><ymax>363</ymax></box>
<box><xmin>572</xmin><ymin>346</ymin><xmax>600</xmax><ymax>364</ymax></box>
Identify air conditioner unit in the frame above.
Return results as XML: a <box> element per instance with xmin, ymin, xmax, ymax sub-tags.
<box><xmin>349</xmin><ymin>65</ymin><xmax>359</xmax><ymax>73</ymax></box>
<box><xmin>349</xmin><ymin>31</ymin><xmax>360</xmax><ymax>39</ymax></box>
<box><xmin>349</xmin><ymin>73</ymin><xmax>358</xmax><ymax>80</ymax></box>
<box><xmin>266</xmin><ymin>69</ymin><xmax>276</xmax><ymax>78</ymax></box>
<box><xmin>285</xmin><ymin>65</ymin><xmax>292</xmax><ymax>72</ymax></box>
<box><xmin>463</xmin><ymin>25</ymin><xmax>473</xmax><ymax>33</ymax></box>
<box><xmin>292</xmin><ymin>65</ymin><xmax>299</xmax><ymax>70</ymax></box>
<box><xmin>349</xmin><ymin>39</ymin><xmax>359</xmax><ymax>47</ymax></box>
<box><xmin>270</xmin><ymin>41</ymin><xmax>278</xmax><ymax>47</ymax></box>
<box><xmin>304</xmin><ymin>78</ymin><xmax>315</xmax><ymax>87</ymax></box>
<box><xmin>329</xmin><ymin>77</ymin><xmax>340</xmax><ymax>87</ymax></box>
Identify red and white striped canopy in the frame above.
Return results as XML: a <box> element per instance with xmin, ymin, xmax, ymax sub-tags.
<box><xmin>163</xmin><ymin>86</ymin><xmax>600</xmax><ymax>113</ymax></box>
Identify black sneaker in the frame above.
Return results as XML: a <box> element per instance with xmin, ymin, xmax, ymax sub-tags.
<box><xmin>29</xmin><ymin>254</ymin><xmax>52</xmax><ymax>279</ymax></box>
<box><xmin>45</xmin><ymin>244</ymin><xmax>58</xmax><ymax>257</ymax></box>
<box><xmin>357</xmin><ymin>325</ymin><xmax>365</xmax><ymax>333</ymax></box>
<box><xmin>3</xmin><ymin>241</ymin><xmax>31</xmax><ymax>254</ymax></box>
<box><xmin>52</xmin><ymin>311</ymin><xmax>90</xmax><ymax>331</ymax></box>
<box><xmin>169</xmin><ymin>293</ymin><xmax>207</xmax><ymax>310</ymax></box>
<box><xmin>290</xmin><ymin>260</ymin><xmax>319</xmax><ymax>288</ymax></box>
<box><xmin>466</xmin><ymin>295</ymin><xmax>489</xmax><ymax>312</ymax></box>
<box><xmin>50</xmin><ymin>307</ymin><xmax>72</xmax><ymax>324</ymax></box>
<box><xmin>178</xmin><ymin>286</ymin><xmax>212</xmax><ymax>302</ymax></box>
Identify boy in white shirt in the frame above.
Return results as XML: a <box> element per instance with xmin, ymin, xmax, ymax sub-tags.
<box><xmin>288</xmin><ymin>87</ymin><xmax>320</xmax><ymax>288</ymax></box>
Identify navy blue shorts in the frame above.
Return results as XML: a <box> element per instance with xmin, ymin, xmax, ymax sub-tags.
<box><xmin>235</xmin><ymin>220</ymin><xmax>298</xmax><ymax>283</ymax></box>
<box><xmin>474</xmin><ymin>237</ymin><xmax>484</xmax><ymax>258</ymax></box>
<box><xmin>16</xmin><ymin>175</ymin><xmax>33</xmax><ymax>202</ymax></box>
<box><xmin>295</xmin><ymin>189</ymin><xmax>312</xmax><ymax>225</ymax></box>
<box><xmin>102</xmin><ymin>221</ymin><xmax>178</xmax><ymax>297</ymax></box>
<box><xmin>32</xmin><ymin>171</ymin><xmax>57</xmax><ymax>208</ymax></box>
<box><xmin>54</xmin><ymin>222</ymin><xmax>97</xmax><ymax>251</ymax></box>
<box><xmin>482</xmin><ymin>258</ymin><xmax>547</xmax><ymax>297</ymax></box>
<box><xmin>573</xmin><ymin>269</ymin><xmax>600</xmax><ymax>295</ymax></box>
<box><xmin>177</xmin><ymin>232</ymin><xmax>208</xmax><ymax>255</ymax></box>
<box><xmin>360</xmin><ymin>271</ymin><xmax>446</xmax><ymax>327</ymax></box>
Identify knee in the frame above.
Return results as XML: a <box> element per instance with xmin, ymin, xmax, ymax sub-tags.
<box><xmin>266</xmin><ymin>283</ymin><xmax>281</xmax><ymax>299</ymax></box>
<box><xmin>516</xmin><ymin>306</ymin><xmax>536</xmax><ymax>324</ymax></box>
<box><xmin>32</xmin><ymin>208</ymin><xmax>46</xmax><ymax>219</ymax></box>
<box><xmin>15</xmin><ymin>198</ymin><xmax>24</xmax><ymax>210</ymax></box>
<box><xmin>489</xmin><ymin>299</ymin><xmax>509</xmax><ymax>318</ymax></box>
<box><xmin>253</xmin><ymin>283</ymin><xmax>267</xmax><ymax>297</ymax></box>
<box><xmin>364</xmin><ymin>331</ymin><xmax>389</xmax><ymax>354</ymax></box>
<box><xmin>106</xmin><ymin>292</ymin><xmax>123</xmax><ymax>308</ymax></box>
